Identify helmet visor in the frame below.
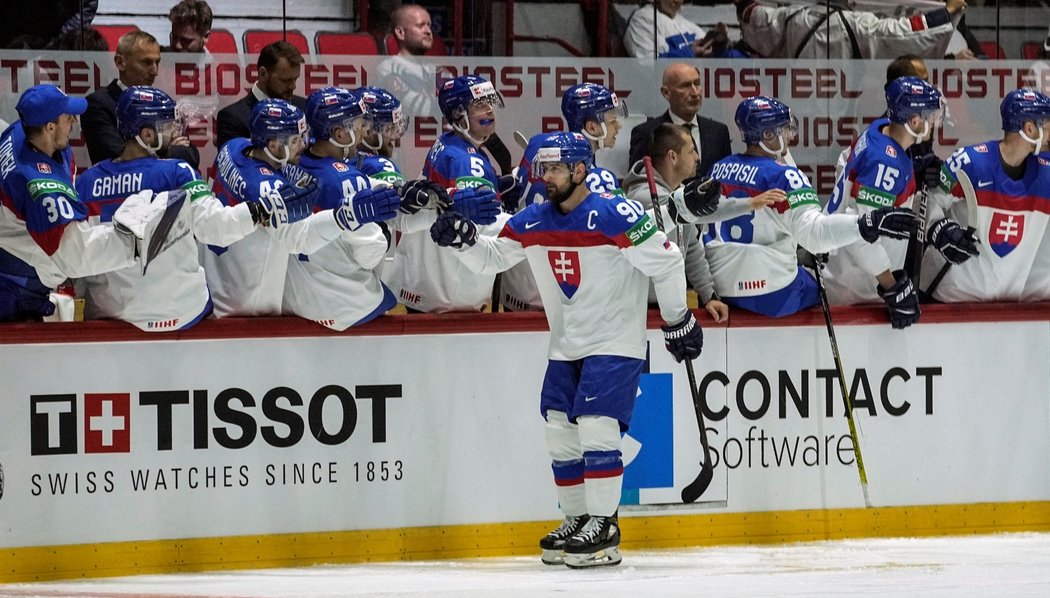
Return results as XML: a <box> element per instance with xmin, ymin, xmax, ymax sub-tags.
<box><xmin>599</xmin><ymin>97</ymin><xmax>629</xmax><ymax>126</ymax></box>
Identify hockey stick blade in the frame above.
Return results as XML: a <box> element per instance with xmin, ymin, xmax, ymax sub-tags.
<box><xmin>681</xmin><ymin>357</ymin><xmax>715</xmax><ymax>503</ymax></box>
<box><xmin>513</xmin><ymin>130</ymin><xmax>529</xmax><ymax>150</ymax></box>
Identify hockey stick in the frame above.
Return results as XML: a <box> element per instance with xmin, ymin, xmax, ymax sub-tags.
<box><xmin>923</xmin><ymin>168</ymin><xmax>980</xmax><ymax>300</ymax></box>
<box><xmin>810</xmin><ymin>259</ymin><xmax>872</xmax><ymax>508</ymax></box>
<box><xmin>643</xmin><ymin>157</ymin><xmax>714</xmax><ymax>503</ymax></box>
<box><xmin>903</xmin><ymin>183</ymin><xmax>929</xmax><ymax>293</ymax></box>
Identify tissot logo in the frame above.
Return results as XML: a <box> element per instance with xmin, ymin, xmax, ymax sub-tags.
<box><xmin>31</xmin><ymin>393</ymin><xmax>132</xmax><ymax>455</ymax></box>
<box><xmin>29</xmin><ymin>385</ymin><xmax>401</xmax><ymax>456</ymax></box>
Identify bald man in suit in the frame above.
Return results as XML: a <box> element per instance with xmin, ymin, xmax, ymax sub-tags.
<box><xmin>629</xmin><ymin>62</ymin><xmax>732</xmax><ymax>178</ymax></box>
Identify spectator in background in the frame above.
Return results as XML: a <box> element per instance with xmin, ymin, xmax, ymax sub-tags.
<box><xmin>54</xmin><ymin>26</ymin><xmax>108</xmax><ymax>52</ymax></box>
<box><xmin>215</xmin><ymin>41</ymin><xmax>307</xmax><ymax>150</ymax></box>
<box><xmin>167</xmin><ymin>0</ymin><xmax>212</xmax><ymax>53</ymax></box>
<box><xmin>82</xmin><ymin>31</ymin><xmax>200</xmax><ymax>169</ymax></box>
<box><xmin>734</xmin><ymin>0</ymin><xmax>967</xmax><ymax>59</ymax></box>
<box><xmin>0</xmin><ymin>0</ymin><xmax>97</xmax><ymax>49</ymax></box>
<box><xmin>624</xmin><ymin>0</ymin><xmax>745</xmax><ymax>59</ymax></box>
<box><xmin>628</xmin><ymin>63</ymin><xmax>732</xmax><ymax>179</ymax></box>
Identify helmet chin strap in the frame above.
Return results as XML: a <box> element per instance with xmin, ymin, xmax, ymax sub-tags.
<box><xmin>135</xmin><ymin>130</ymin><xmax>164</xmax><ymax>155</ymax></box>
<box><xmin>1019</xmin><ymin>122</ymin><xmax>1045</xmax><ymax>154</ymax></box>
<box><xmin>581</xmin><ymin>122</ymin><xmax>609</xmax><ymax>150</ymax></box>
<box><xmin>263</xmin><ymin>142</ymin><xmax>291</xmax><ymax>168</ymax></box>
<box><xmin>759</xmin><ymin>133</ymin><xmax>787</xmax><ymax>158</ymax></box>
<box><xmin>330</xmin><ymin>128</ymin><xmax>356</xmax><ymax>159</ymax></box>
<box><xmin>361</xmin><ymin>131</ymin><xmax>383</xmax><ymax>152</ymax></box>
<box><xmin>453</xmin><ymin>118</ymin><xmax>488</xmax><ymax>146</ymax></box>
<box><xmin>905</xmin><ymin>120</ymin><xmax>930</xmax><ymax>145</ymax></box>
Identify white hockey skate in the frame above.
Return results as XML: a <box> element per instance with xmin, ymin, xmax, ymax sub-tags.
<box><xmin>563</xmin><ymin>513</ymin><xmax>622</xmax><ymax>569</ymax></box>
<box><xmin>539</xmin><ymin>515</ymin><xmax>588</xmax><ymax>565</ymax></box>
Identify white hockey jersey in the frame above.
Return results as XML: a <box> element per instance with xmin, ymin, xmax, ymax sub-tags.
<box><xmin>204</xmin><ymin>139</ymin><xmax>342</xmax><ymax>317</ymax></box>
<box><xmin>75</xmin><ymin>157</ymin><xmax>256</xmax><ymax>331</ymax></box>
<box><xmin>923</xmin><ymin>141</ymin><xmax>1050</xmax><ymax>302</ymax></box>
<box><xmin>453</xmin><ymin>192</ymin><xmax>688</xmax><ymax>361</ymax></box>
<box><xmin>705</xmin><ymin>154</ymin><xmax>864</xmax><ymax>299</ymax></box>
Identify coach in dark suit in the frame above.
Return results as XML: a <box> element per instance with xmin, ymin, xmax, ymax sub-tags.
<box><xmin>83</xmin><ymin>30</ymin><xmax>200</xmax><ymax>169</ymax></box>
<box><xmin>215</xmin><ymin>41</ymin><xmax>308</xmax><ymax>150</ymax></box>
<box><xmin>628</xmin><ymin>63</ymin><xmax>732</xmax><ymax>178</ymax></box>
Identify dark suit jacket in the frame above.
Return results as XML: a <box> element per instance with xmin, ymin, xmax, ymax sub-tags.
<box><xmin>82</xmin><ymin>79</ymin><xmax>201</xmax><ymax>170</ymax></box>
<box><xmin>215</xmin><ymin>91</ymin><xmax>308</xmax><ymax>152</ymax></box>
<box><xmin>628</xmin><ymin>111</ymin><xmax>733</xmax><ymax>178</ymax></box>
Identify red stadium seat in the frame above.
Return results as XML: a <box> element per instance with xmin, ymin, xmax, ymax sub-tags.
<box><xmin>384</xmin><ymin>33</ymin><xmax>448</xmax><ymax>56</ymax></box>
<box><xmin>94</xmin><ymin>24</ymin><xmax>139</xmax><ymax>51</ymax></box>
<box><xmin>206</xmin><ymin>29</ymin><xmax>238</xmax><ymax>54</ymax></box>
<box><xmin>243</xmin><ymin>30</ymin><xmax>310</xmax><ymax>55</ymax></box>
<box><xmin>1021</xmin><ymin>41</ymin><xmax>1043</xmax><ymax>60</ymax></box>
<box><xmin>315</xmin><ymin>32</ymin><xmax>380</xmax><ymax>55</ymax></box>
<box><xmin>979</xmin><ymin>41</ymin><xmax>1008</xmax><ymax>59</ymax></box>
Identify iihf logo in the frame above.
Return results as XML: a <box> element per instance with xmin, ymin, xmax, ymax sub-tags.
<box><xmin>30</xmin><ymin>393</ymin><xmax>131</xmax><ymax>455</ymax></box>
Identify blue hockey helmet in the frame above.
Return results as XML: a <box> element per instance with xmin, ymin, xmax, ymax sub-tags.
<box><xmin>305</xmin><ymin>86</ymin><xmax>368</xmax><ymax>142</ymax></box>
<box><xmin>561</xmin><ymin>83</ymin><xmax>628</xmax><ymax>132</ymax></box>
<box><xmin>356</xmin><ymin>86</ymin><xmax>407</xmax><ymax>140</ymax></box>
<box><xmin>885</xmin><ymin>76</ymin><xmax>943</xmax><ymax>125</ymax></box>
<box><xmin>530</xmin><ymin>131</ymin><xmax>593</xmax><ymax>177</ymax></box>
<box><xmin>116</xmin><ymin>86</ymin><xmax>177</xmax><ymax>140</ymax></box>
<box><xmin>735</xmin><ymin>96</ymin><xmax>794</xmax><ymax>145</ymax></box>
<box><xmin>249</xmin><ymin>98</ymin><xmax>307</xmax><ymax>148</ymax></box>
<box><xmin>1000</xmin><ymin>88</ymin><xmax>1050</xmax><ymax>132</ymax></box>
<box><xmin>436</xmin><ymin>75</ymin><xmax>504</xmax><ymax>124</ymax></box>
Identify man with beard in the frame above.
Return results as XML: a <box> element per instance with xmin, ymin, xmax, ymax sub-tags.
<box><xmin>215</xmin><ymin>41</ymin><xmax>307</xmax><ymax>150</ymax></box>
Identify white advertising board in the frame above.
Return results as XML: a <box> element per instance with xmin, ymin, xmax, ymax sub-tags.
<box><xmin>2</xmin><ymin>318</ymin><xmax>1047</xmax><ymax>548</ymax></box>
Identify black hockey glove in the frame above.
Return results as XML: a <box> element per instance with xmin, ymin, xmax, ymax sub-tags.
<box><xmin>398</xmin><ymin>179</ymin><xmax>450</xmax><ymax>214</ymax></box>
<box><xmin>913</xmin><ymin>152</ymin><xmax>944</xmax><ymax>192</ymax></box>
<box><xmin>430</xmin><ymin>211</ymin><xmax>478</xmax><ymax>248</ymax></box>
<box><xmin>680</xmin><ymin>175</ymin><xmax>721</xmax><ymax>218</ymax></box>
<box><xmin>878</xmin><ymin>270</ymin><xmax>920</xmax><ymax>330</ymax></box>
<box><xmin>858</xmin><ymin>206</ymin><xmax>921</xmax><ymax>243</ymax></box>
<box><xmin>450</xmin><ymin>186</ymin><xmax>500</xmax><ymax>225</ymax></box>
<box><xmin>661</xmin><ymin>311</ymin><xmax>704</xmax><ymax>363</ymax></box>
<box><xmin>335</xmin><ymin>186</ymin><xmax>400</xmax><ymax>231</ymax></box>
<box><xmin>928</xmin><ymin>218</ymin><xmax>979</xmax><ymax>265</ymax></box>
<box><xmin>498</xmin><ymin>173</ymin><xmax>522</xmax><ymax>213</ymax></box>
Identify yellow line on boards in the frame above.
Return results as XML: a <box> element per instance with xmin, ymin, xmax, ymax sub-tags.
<box><xmin>4</xmin><ymin>501</ymin><xmax>1050</xmax><ymax>583</ymax></box>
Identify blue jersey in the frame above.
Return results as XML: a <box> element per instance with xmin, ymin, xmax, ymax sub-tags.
<box><xmin>295</xmin><ymin>152</ymin><xmax>371</xmax><ymax>211</ymax></box>
<box><xmin>823</xmin><ymin>118</ymin><xmax>916</xmax><ymax>304</ymax></box>
<box><xmin>213</xmin><ymin>138</ymin><xmax>292</xmax><ymax>208</ymax></box>
<box><xmin>0</xmin><ymin>122</ymin><xmax>84</xmax><ymax>257</ymax></box>
<box><xmin>512</xmin><ymin>132</ymin><xmax>622</xmax><ymax>211</ymax></box>
<box><xmin>828</xmin><ymin>118</ymin><xmax>915</xmax><ymax>216</ymax></box>
<box><xmin>354</xmin><ymin>151</ymin><xmax>405</xmax><ymax>187</ymax></box>
<box><xmin>75</xmin><ymin>157</ymin><xmax>208</xmax><ymax>222</ymax></box>
<box><xmin>423</xmin><ymin>131</ymin><xmax>498</xmax><ymax>191</ymax></box>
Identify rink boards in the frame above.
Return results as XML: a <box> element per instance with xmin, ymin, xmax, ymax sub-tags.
<box><xmin>1</xmin><ymin>303</ymin><xmax>1048</xmax><ymax>581</ymax></box>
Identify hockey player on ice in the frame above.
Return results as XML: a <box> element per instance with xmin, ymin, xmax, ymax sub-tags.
<box><xmin>282</xmin><ymin>86</ymin><xmax>420</xmax><ymax>331</ymax></box>
<box><xmin>822</xmin><ymin>77</ymin><xmax>956</xmax><ymax>328</ymax></box>
<box><xmin>500</xmin><ymin>82</ymin><xmax>629</xmax><ymax>311</ymax></box>
<box><xmin>383</xmin><ymin>74</ymin><xmax>506</xmax><ymax>313</ymax></box>
<box><xmin>697</xmin><ymin>96</ymin><xmax>922</xmax><ymax>319</ymax></box>
<box><xmin>923</xmin><ymin>88</ymin><xmax>1050</xmax><ymax>302</ymax></box>
<box><xmin>75</xmin><ymin>86</ymin><xmax>277</xmax><ymax>331</ymax></box>
<box><xmin>429</xmin><ymin>131</ymin><xmax>703</xmax><ymax>569</ymax></box>
<box><xmin>205</xmin><ymin>99</ymin><xmax>392</xmax><ymax>317</ymax></box>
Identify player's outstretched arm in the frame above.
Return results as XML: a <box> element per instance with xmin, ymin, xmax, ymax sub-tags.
<box><xmin>430</xmin><ymin>211</ymin><xmax>524</xmax><ymax>274</ymax></box>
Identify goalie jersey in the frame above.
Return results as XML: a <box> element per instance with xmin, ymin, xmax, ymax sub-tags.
<box><xmin>454</xmin><ymin>192</ymin><xmax>687</xmax><ymax>361</ymax></box>
<box><xmin>75</xmin><ymin>157</ymin><xmax>255</xmax><ymax>331</ymax></box>
<box><xmin>823</xmin><ymin>118</ymin><xmax>916</xmax><ymax>304</ymax></box>
<box><xmin>923</xmin><ymin>141</ymin><xmax>1050</xmax><ymax>302</ymax></box>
